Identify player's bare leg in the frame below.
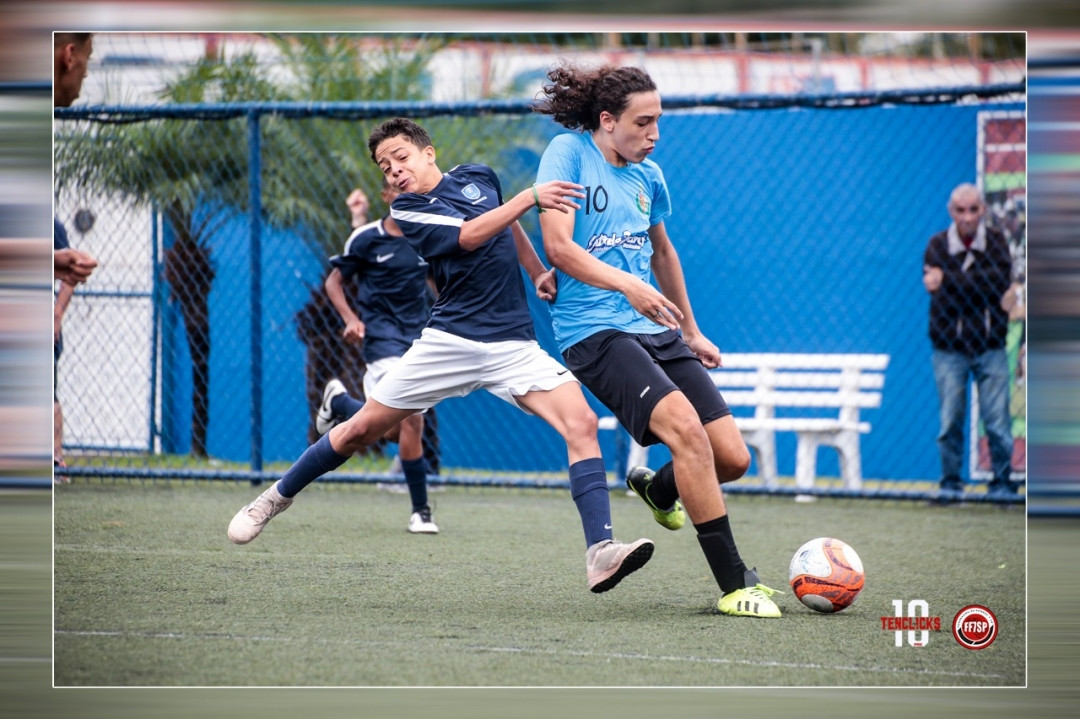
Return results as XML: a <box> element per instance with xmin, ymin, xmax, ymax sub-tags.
<box><xmin>704</xmin><ymin>414</ymin><xmax>752</xmax><ymax>483</ymax></box>
<box><xmin>643</xmin><ymin>392</ymin><xmax>780</xmax><ymax>617</ymax></box>
<box><xmin>646</xmin><ymin>391</ymin><xmax>725</xmax><ymax>523</ymax></box>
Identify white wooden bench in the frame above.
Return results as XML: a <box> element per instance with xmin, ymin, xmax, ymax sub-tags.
<box><xmin>600</xmin><ymin>352</ymin><xmax>889</xmax><ymax>493</ymax></box>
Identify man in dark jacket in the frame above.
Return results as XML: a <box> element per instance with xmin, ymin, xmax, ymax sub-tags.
<box><xmin>923</xmin><ymin>183</ymin><xmax>1017</xmax><ymax>499</ymax></box>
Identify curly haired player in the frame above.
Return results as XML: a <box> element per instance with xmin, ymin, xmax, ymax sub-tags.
<box><xmin>534</xmin><ymin>62</ymin><xmax>782</xmax><ymax>617</ymax></box>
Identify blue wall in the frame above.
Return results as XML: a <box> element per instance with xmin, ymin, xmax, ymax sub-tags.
<box><xmin>629</xmin><ymin>103</ymin><xmax>1024</xmax><ymax>480</ymax></box>
<box><xmin>161</xmin><ymin>102</ymin><xmax>1023</xmax><ymax>480</ymax></box>
<box><xmin>161</xmin><ymin>203</ymin><xmax>325</xmax><ymax>461</ymax></box>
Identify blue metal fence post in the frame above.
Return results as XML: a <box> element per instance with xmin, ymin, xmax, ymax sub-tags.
<box><xmin>248</xmin><ymin>110</ymin><xmax>263</xmax><ymax>478</ymax></box>
<box><xmin>149</xmin><ymin>205</ymin><xmax>161</xmax><ymax>454</ymax></box>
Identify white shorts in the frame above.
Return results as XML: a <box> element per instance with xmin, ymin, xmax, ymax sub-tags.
<box><xmin>368</xmin><ymin>327</ymin><xmax>578</xmax><ymax>414</ymax></box>
<box><xmin>362</xmin><ymin>355</ymin><xmax>403</xmax><ymax>400</ymax></box>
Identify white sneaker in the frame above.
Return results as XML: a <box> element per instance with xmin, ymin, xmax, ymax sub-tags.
<box><xmin>586</xmin><ymin>538</ymin><xmax>654</xmax><ymax>593</ymax></box>
<box><xmin>407</xmin><ymin>506</ymin><xmax>439</xmax><ymax>534</ymax></box>
<box><xmin>227</xmin><ymin>482</ymin><xmax>294</xmax><ymax>544</ymax></box>
<box><xmin>315</xmin><ymin>378</ymin><xmax>347</xmax><ymax>436</ymax></box>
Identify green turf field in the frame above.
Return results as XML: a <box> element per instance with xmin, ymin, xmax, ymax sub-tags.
<box><xmin>51</xmin><ymin>482</ymin><xmax>1025</xmax><ymax>687</ymax></box>
<box><xmin>5</xmin><ymin>490</ymin><xmax>1079</xmax><ymax>717</ymax></box>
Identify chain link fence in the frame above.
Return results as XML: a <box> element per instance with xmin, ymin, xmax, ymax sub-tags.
<box><xmin>53</xmin><ymin>32</ymin><xmax>1026</xmax><ymax>492</ymax></box>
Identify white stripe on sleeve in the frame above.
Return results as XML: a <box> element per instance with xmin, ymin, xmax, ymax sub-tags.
<box><xmin>391</xmin><ymin>207</ymin><xmax>464</xmax><ymax>228</ymax></box>
<box><xmin>342</xmin><ymin>219</ymin><xmax>382</xmax><ymax>255</ymax></box>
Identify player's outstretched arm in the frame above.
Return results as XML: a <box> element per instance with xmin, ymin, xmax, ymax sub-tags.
<box><xmin>458</xmin><ymin>181</ymin><xmax>583</xmax><ymax>251</ymax></box>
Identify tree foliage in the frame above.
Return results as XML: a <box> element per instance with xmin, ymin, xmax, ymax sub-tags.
<box><xmin>54</xmin><ymin>35</ymin><xmax>446</xmax><ymax>457</ymax></box>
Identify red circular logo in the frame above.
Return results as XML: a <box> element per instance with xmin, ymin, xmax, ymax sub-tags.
<box><xmin>952</xmin><ymin>605</ymin><xmax>999</xmax><ymax>650</ymax></box>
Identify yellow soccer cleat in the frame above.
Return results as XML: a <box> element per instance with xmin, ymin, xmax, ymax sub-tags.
<box><xmin>717</xmin><ymin>569</ymin><xmax>783</xmax><ymax>618</ymax></box>
<box><xmin>626</xmin><ymin>466</ymin><xmax>686</xmax><ymax>531</ymax></box>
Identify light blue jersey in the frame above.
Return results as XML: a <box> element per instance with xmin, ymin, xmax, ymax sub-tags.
<box><xmin>536</xmin><ymin>131</ymin><xmax>672</xmax><ymax>353</ymax></box>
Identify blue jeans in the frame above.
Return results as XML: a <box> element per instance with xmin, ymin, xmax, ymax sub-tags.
<box><xmin>932</xmin><ymin>348</ymin><xmax>1013</xmax><ymax>483</ymax></box>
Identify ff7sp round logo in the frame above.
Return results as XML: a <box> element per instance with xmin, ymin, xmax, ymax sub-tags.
<box><xmin>952</xmin><ymin>605</ymin><xmax>999</xmax><ymax>650</ymax></box>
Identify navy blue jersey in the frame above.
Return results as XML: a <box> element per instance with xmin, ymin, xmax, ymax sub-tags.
<box><xmin>54</xmin><ymin>216</ymin><xmax>70</xmax><ymax>251</ymax></box>
<box><xmin>54</xmin><ymin>216</ymin><xmax>70</xmax><ymax>355</ymax></box>
<box><xmin>329</xmin><ymin>216</ymin><xmax>432</xmax><ymax>363</ymax></box>
<box><xmin>390</xmin><ymin>163</ymin><xmax>535</xmax><ymax>343</ymax></box>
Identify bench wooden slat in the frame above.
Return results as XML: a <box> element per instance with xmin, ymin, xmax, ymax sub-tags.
<box><xmin>736</xmin><ymin>418</ymin><xmax>871</xmax><ymax>433</ymax></box>
<box><xmin>720</xmin><ymin>353</ymin><xmax>890</xmax><ymax>370</ymax></box>
<box><xmin>720</xmin><ymin>390</ymin><xmax>883</xmax><ymax>409</ymax></box>
<box><xmin>713</xmin><ymin>372</ymin><xmax>885</xmax><ymax>390</ymax></box>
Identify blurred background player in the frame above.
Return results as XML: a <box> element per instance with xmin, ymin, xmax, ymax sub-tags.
<box><xmin>325</xmin><ymin>185</ymin><xmax>443</xmax><ymax>478</ymax></box>
<box><xmin>318</xmin><ymin>180</ymin><xmax>439</xmax><ymax>533</ymax></box>
<box><xmin>54</xmin><ymin>31</ymin><xmax>94</xmax><ymax>108</ymax></box>
<box><xmin>534</xmin><ymin>62</ymin><xmax>781</xmax><ymax>617</ymax></box>
<box><xmin>53</xmin><ymin>218</ymin><xmax>92</xmax><ymax>475</ymax></box>
<box><xmin>229</xmin><ymin>117</ymin><xmax>654</xmax><ymax>595</ymax></box>
<box><xmin>923</xmin><ymin>182</ymin><xmax>1017</xmax><ymax>500</ymax></box>
<box><xmin>53</xmin><ymin>32</ymin><xmax>99</xmax><ymax>477</ymax></box>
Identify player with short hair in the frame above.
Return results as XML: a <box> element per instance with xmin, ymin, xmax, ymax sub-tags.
<box><xmin>317</xmin><ymin>180</ymin><xmax>438</xmax><ymax>533</ymax></box>
<box><xmin>534</xmin><ymin>62</ymin><xmax>782</xmax><ymax>617</ymax></box>
<box><xmin>229</xmin><ymin>117</ymin><xmax>655</xmax><ymax>594</ymax></box>
<box><xmin>54</xmin><ymin>32</ymin><xmax>94</xmax><ymax>109</ymax></box>
<box><xmin>54</xmin><ymin>32</ymin><xmax>98</xmax><ymax>478</ymax></box>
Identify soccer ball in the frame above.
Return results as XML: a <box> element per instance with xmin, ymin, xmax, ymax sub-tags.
<box><xmin>788</xmin><ymin>537</ymin><xmax>865</xmax><ymax>613</ymax></box>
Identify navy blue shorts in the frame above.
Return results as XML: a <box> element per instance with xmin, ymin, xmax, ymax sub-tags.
<box><xmin>563</xmin><ymin>328</ymin><xmax>730</xmax><ymax>447</ymax></box>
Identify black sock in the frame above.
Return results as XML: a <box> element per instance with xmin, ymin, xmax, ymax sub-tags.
<box><xmin>694</xmin><ymin>515</ymin><xmax>748</xmax><ymax>594</ymax></box>
<box><xmin>647</xmin><ymin>461</ymin><xmax>679</xmax><ymax>510</ymax></box>
<box><xmin>401</xmin><ymin>457</ymin><xmax>428</xmax><ymax>513</ymax></box>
